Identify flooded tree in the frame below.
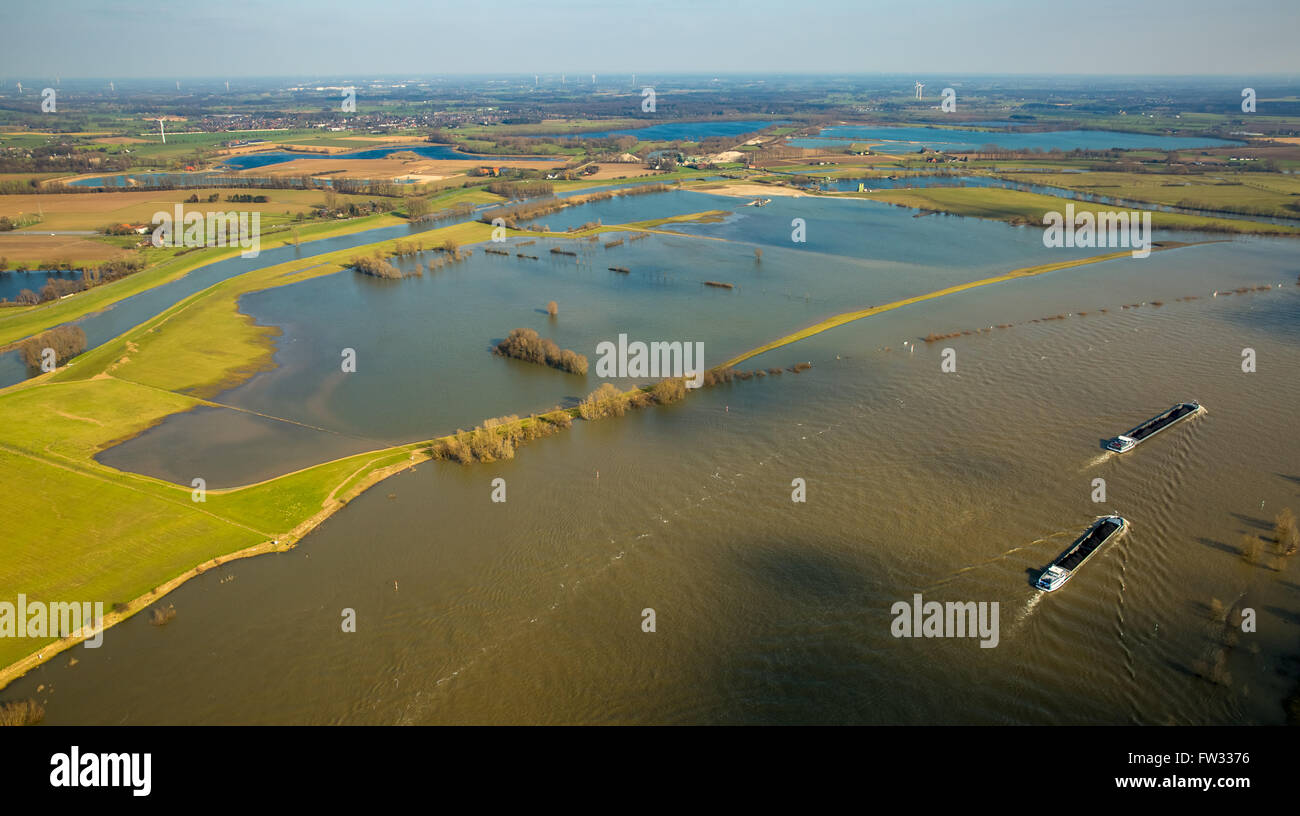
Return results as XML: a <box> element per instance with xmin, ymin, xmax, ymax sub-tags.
<box><xmin>1274</xmin><ymin>508</ymin><xmax>1298</xmax><ymax>556</ymax></box>
<box><xmin>1239</xmin><ymin>534</ymin><xmax>1260</xmax><ymax>565</ymax></box>
<box><xmin>495</xmin><ymin>327</ymin><xmax>587</xmax><ymax>374</ymax></box>
<box><xmin>579</xmin><ymin>383</ymin><xmax>627</xmax><ymax>420</ymax></box>
<box><xmin>18</xmin><ymin>325</ymin><xmax>86</xmax><ymax>370</ymax></box>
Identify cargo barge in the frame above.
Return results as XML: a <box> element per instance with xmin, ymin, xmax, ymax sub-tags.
<box><xmin>1105</xmin><ymin>401</ymin><xmax>1202</xmax><ymax>453</ymax></box>
<box><xmin>1035</xmin><ymin>515</ymin><xmax>1128</xmax><ymax>592</ymax></box>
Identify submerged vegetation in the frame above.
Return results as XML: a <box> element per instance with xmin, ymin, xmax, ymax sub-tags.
<box><xmin>351</xmin><ymin>241</ymin><xmax>471</xmax><ymax>279</ymax></box>
<box><xmin>350</xmin><ymin>255</ymin><xmax>403</xmax><ymax>279</ymax></box>
<box><xmin>433</xmin><ymin>375</ymin><xmax>694</xmax><ymax>466</ymax></box>
<box><xmin>0</xmin><ymin>698</ymin><xmax>44</xmax><ymax>726</ymax></box>
<box><xmin>579</xmin><ymin>383</ymin><xmax>632</xmax><ymax>419</ymax></box>
<box><xmin>18</xmin><ymin>325</ymin><xmax>87</xmax><ymax>370</ymax></box>
<box><xmin>495</xmin><ymin>328</ymin><xmax>588</xmax><ymax>374</ymax></box>
<box><xmin>1275</xmin><ymin>509</ymin><xmax>1299</xmax><ymax>557</ymax></box>
<box><xmin>431</xmin><ymin>412</ymin><xmax>572</xmax><ymax>464</ymax></box>
<box><xmin>149</xmin><ymin>603</ymin><xmax>177</xmax><ymax>626</ymax></box>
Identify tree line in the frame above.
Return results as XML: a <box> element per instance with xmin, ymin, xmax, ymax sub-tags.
<box><xmin>0</xmin><ymin>258</ymin><xmax>145</xmax><ymax>305</ymax></box>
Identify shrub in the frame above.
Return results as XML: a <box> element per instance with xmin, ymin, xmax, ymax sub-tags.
<box><xmin>546</xmin><ymin>300</ymin><xmax>558</xmax><ymax>317</ymax></box>
<box><xmin>149</xmin><ymin>604</ymin><xmax>176</xmax><ymax>626</ymax></box>
<box><xmin>0</xmin><ymin>699</ymin><xmax>44</xmax><ymax>726</ymax></box>
<box><xmin>1239</xmin><ymin>534</ymin><xmax>1260</xmax><ymax>565</ymax></box>
<box><xmin>350</xmin><ymin>256</ymin><xmax>402</xmax><ymax>279</ymax></box>
<box><xmin>18</xmin><ymin>325</ymin><xmax>86</xmax><ymax>370</ymax></box>
<box><xmin>495</xmin><ymin>328</ymin><xmax>587</xmax><ymax>374</ymax></box>
<box><xmin>1275</xmin><ymin>508</ymin><xmax>1298</xmax><ymax>556</ymax></box>
<box><xmin>651</xmin><ymin>378</ymin><xmax>687</xmax><ymax>404</ymax></box>
<box><xmin>431</xmin><ymin>412</ymin><xmax>572</xmax><ymax>464</ymax></box>
<box><xmin>579</xmin><ymin>383</ymin><xmax>627</xmax><ymax>420</ymax></box>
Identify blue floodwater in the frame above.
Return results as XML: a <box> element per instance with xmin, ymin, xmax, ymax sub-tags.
<box><xmin>64</xmin><ymin>172</ymin><xmax>422</xmax><ymax>189</ymax></box>
<box><xmin>564</xmin><ymin>120</ymin><xmax>786</xmax><ymax>141</ymax></box>
<box><xmin>0</xmin><ymin>217</ymin><xmax>482</xmax><ymax>386</ymax></box>
<box><xmin>221</xmin><ymin>144</ymin><xmax>552</xmax><ymax>170</ymax></box>
<box><xmin>0</xmin><ymin>269</ymin><xmax>83</xmax><ymax>301</ymax></box>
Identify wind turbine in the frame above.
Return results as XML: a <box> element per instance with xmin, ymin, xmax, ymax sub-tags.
<box><xmin>914</xmin><ymin>81</ymin><xmax>924</xmax><ymax>100</ymax></box>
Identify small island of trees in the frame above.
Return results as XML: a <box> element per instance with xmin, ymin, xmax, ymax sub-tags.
<box><xmin>495</xmin><ymin>327</ymin><xmax>587</xmax><ymax>374</ymax></box>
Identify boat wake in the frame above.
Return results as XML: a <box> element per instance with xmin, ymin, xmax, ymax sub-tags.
<box><xmin>1014</xmin><ymin>591</ymin><xmax>1045</xmax><ymax>627</ymax></box>
<box><xmin>1114</xmin><ymin>541</ymin><xmax>1137</xmax><ymax>684</ymax></box>
<box><xmin>925</xmin><ymin>533</ymin><xmax>1067</xmax><ymax>594</ymax></box>
<box><xmin>1081</xmin><ymin>452</ymin><xmax>1113</xmax><ymax>471</ymax></box>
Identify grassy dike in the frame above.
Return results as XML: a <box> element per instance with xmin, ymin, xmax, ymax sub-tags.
<box><xmin>720</xmin><ymin>242</ymin><xmax>1217</xmax><ymax>369</ymax></box>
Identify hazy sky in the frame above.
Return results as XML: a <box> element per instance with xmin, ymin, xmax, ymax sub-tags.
<box><xmin>3</xmin><ymin>0</ymin><xmax>1297</xmax><ymax>78</ymax></box>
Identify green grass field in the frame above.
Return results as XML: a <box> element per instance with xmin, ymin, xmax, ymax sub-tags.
<box><xmin>855</xmin><ymin>186</ymin><xmax>1300</xmax><ymax>236</ymax></box>
<box><xmin>999</xmin><ymin>170</ymin><xmax>1300</xmax><ymax>219</ymax></box>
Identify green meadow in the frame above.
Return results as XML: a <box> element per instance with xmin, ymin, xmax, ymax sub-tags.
<box><xmin>854</xmin><ymin>186</ymin><xmax>1300</xmax><ymax>236</ymax></box>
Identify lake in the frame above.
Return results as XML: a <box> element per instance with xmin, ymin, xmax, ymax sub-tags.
<box><xmin>565</xmin><ymin>120</ymin><xmax>786</xmax><ymax>141</ymax></box>
<box><xmin>221</xmin><ymin>144</ymin><xmax>552</xmax><ymax>171</ymax></box>
<box><xmin>0</xmin><ymin>268</ymin><xmax>84</xmax><ymax>302</ymax></box>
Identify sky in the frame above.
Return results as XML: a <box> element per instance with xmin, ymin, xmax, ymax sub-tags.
<box><xmin>2</xmin><ymin>0</ymin><xmax>1298</xmax><ymax>79</ymax></box>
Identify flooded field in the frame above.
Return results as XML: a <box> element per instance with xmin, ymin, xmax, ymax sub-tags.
<box><xmin>12</xmin><ymin>188</ymin><xmax>1300</xmax><ymax>724</ymax></box>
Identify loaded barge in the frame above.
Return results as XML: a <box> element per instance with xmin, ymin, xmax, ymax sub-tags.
<box><xmin>1105</xmin><ymin>401</ymin><xmax>1203</xmax><ymax>453</ymax></box>
<box><xmin>1036</xmin><ymin>516</ymin><xmax>1128</xmax><ymax>591</ymax></box>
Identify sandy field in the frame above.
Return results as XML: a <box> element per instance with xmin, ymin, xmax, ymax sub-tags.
<box><xmin>689</xmin><ymin>182</ymin><xmax>812</xmax><ymax>198</ymax></box>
